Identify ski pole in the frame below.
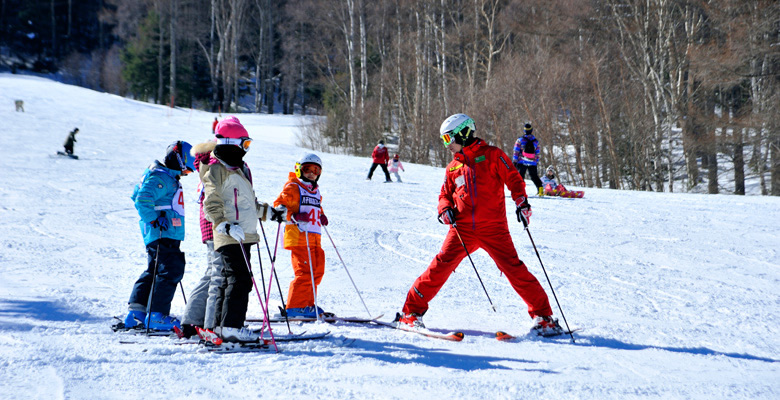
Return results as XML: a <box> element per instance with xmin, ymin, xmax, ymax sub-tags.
<box><xmin>259</xmin><ymin>219</ymin><xmax>291</xmax><ymax>331</ymax></box>
<box><xmin>144</xmin><ymin>230</ymin><xmax>163</xmax><ymax>335</ymax></box>
<box><xmin>256</xmin><ymin>242</ymin><xmax>291</xmax><ymax>334</ymax></box>
<box><xmin>238</xmin><ymin>241</ymin><xmax>278</xmax><ymax>351</ymax></box>
<box><xmin>452</xmin><ymin>223</ymin><xmax>497</xmax><ymax>312</ymax></box>
<box><xmin>179</xmin><ymin>282</ymin><xmax>187</xmax><ymax>305</ymax></box>
<box><xmin>323</xmin><ymin>225</ymin><xmax>373</xmax><ymax>318</ymax></box>
<box><xmin>522</xmin><ymin>225</ymin><xmax>575</xmax><ymax>342</ymax></box>
<box><xmin>299</xmin><ymin>216</ymin><xmax>323</xmax><ymax>323</ymax></box>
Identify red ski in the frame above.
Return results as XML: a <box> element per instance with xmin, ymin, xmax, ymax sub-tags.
<box><xmin>496</xmin><ymin>328</ymin><xmax>581</xmax><ymax>341</ymax></box>
<box><xmin>195</xmin><ymin>326</ymin><xmax>223</xmax><ymax>345</ymax></box>
<box><xmin>372</xmin><ymin>319</ymin><xmax>464</xmax><ymax>342</ymax></box>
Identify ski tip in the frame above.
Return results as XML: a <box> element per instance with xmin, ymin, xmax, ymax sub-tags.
<box><xmin>495</xmin><ymin>331</ymin><xmax>515</xmax><ymax>341</ymax></box>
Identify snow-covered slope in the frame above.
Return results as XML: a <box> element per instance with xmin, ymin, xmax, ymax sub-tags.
<box><xmin>1</xmin><ymin>74</ymin><xmax>778</xmax><ymax>399</ymax></box>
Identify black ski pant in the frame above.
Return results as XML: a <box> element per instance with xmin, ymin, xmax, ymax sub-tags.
<box><xmin>516</xmin><ymin>164</ymin><xmax>543</xmax><ymax>190</ymax></box>
<box><xmin>367</xmin><ymin>163</ymin><xmax>391</xmax><ymax>181</ymax></box>
<box><xmin>214</xmin><ymin>243</ymin><xmax>254</xmax><ymax>329</ymax></box>
<box><xmin>128</xmin><ymin>238</ymin><xmax>185</xmax><ymax>315</ymax></box>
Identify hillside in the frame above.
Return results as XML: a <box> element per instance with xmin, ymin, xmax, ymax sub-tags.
<box><xmin>1</xmin><ymin>74</ymin><xmax>778</xmax><ymax>399</ymax></box>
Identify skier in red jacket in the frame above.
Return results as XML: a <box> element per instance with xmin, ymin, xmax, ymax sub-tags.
<box><xmin>366</xmin><ymin>140</ymin><xmax>392</xmax><ymax>182</ymax></box>
<box><xmin>397</xmin><ymin>113</ymin><xmax>563</xmax><ymax>336</ymax></box>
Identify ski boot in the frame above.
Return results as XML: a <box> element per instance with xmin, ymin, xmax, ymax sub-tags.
<box><xmin>531</xmin><ymin>315</ymin><xmax>563</xmax><ymax>336</ymax></box>
<box><xmin>285</xmin><ymin>306</ymin><xmax>317</xmax><ymax>318</ymax></box>
<box><xmin>316</xmin><ymin>306</ymin><xmax>335</xmax><ymax>318</ymax></box>
<box><xmin>397</xmin><ymin>312</ymin><xmax>425</xmax><ymax>329</ymax></box>
<box><xmin>123</xmin><ymin>310</ymin><xmax>147</xmax><ymax>329</ymax></box>
<box><xmin>218</xmin><ymin>326</ymin><xmax>260</xmax><ymax>343</ymax></box>
<box><xmin>285</xmin><ymin>306</ymin><xmax>335</xmax><ymax>319</ymax></box>
<box><xmin>144</xmin><ymin>312</ymin><xmax>181</xmax><ymax>331</ymax></box>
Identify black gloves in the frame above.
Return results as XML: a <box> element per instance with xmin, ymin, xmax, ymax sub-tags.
<box><xmin>270</xmin><ymin>206</ymin><xmax>287</xmax><ymax>223</ymax></box>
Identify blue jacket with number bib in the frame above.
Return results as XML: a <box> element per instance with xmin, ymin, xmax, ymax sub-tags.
<box><xmin>132</xmin><ymin>161</ymin><xmax>186</xmax><ymax>245</ymax></box>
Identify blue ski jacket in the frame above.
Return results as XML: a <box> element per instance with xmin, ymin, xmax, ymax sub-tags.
<box><xmin>132</xmin><ymin>161</ymin><xmax>186</xmax><ymax>245</ymax></box>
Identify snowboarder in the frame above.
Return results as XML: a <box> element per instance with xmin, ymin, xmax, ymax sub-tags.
<box><xmin>366</xmin><ymin>140</ymin><xmax>392</xmax><ymax>182</ymax></box>
<box><xmin>201</xmin><ymin>116</ymin><xmax>272</xmax><ymax>342</ymax></box>
<box><xmin>271</xmin><ymin>153</ymin><xmax>332</xmax><ymax>319</ymax></box>
<box><xmin>124</xmin><ymin>140</ymin><xmax>195</xmax><ymax>331</ymax></box>
<box><xmin>541</xmin><ymin>166</ymin><xmax>584</xmax><ymax>198</ymax></box>
<box><xmin>63</xmin><ymin>128</ymin><xmax>78</xmax><ymax>155</ymax></box>
<box><xmin>397</xmin><ymin>113</ymin><xmax>563</xmax><ymax>336</ymax></box>
<box><xmin>512</xmin><ymin>124</ymin><xmax>544</xmax><ymax>196</ymax></box>
<box><xmin>388</xmin><ymin>153</ymin><xmax>405</xmax><ymax>183</ymax></box>
<box><xmin>179</xmin><ymin>138</ymin><xmax>225</xmax><ymax>338</ymax></box>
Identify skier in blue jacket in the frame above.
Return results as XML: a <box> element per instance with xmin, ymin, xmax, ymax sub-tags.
<box><xmin>512</xmin><ymin>123</ymin><xmax>544</xmax><ymax>196</ymax></box>
<box><xmin>124</xmin><ymin>141</ymin><xmax>195</xmax><ymax>331</ymax></box>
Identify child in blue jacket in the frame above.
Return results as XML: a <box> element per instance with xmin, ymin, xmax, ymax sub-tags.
<box><xmin>124</xmin><ymin>141</ymin><xmax>195</xmax><ymax>331</ymax></box>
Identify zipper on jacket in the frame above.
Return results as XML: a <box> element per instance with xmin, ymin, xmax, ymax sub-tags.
<box><xmin>461</xmin><ymin>152</ymin><xmax>478</xmax><ymax>230</ymax></box>
<box><xmin>234</xmin><ymin>188</ymin><xmax>239</xmax><ymax>220</ymax></box>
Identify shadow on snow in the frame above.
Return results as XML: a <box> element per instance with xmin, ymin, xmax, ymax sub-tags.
<box><xmin>284</xmin><ymin>337</ymin><xmax>552</xmax><ymax>372</ymax></box>
<box><xmin>580</xmin><ymin>334</ymin><xmax>777</xmax><ymax>363</ymax></box>
<box><xmin>0</xmin><ymin>299</ymin><xmax>101</xmax><ymax>330</ymax></box>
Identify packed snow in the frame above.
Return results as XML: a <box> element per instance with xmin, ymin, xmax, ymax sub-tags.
<box><xmin>1</xmin><ymin>74</ymin><xmax>778</xmax><ymax>399</ymax></box>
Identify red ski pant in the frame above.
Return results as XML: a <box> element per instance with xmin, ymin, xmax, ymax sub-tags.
<box><xmin>286</xmin><ymin>246</ymin><xmax>325</xmax><ymax>309</ymax></box>
<box><xmin>402</xmin><ymin>224</ymin><xmax>553</xmax><ymax>318</ymax></box>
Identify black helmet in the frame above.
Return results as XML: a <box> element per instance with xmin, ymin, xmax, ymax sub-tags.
<box><xmin>523</xmin><ymin>123</ymin><xmax>533</xmax><ymax>135</ymax></box>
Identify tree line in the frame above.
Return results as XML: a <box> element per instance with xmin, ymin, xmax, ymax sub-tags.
<box><xmin>1</xmin><ymin>0</ymin><xmax>777</xmax><ymax>195</ymax></box>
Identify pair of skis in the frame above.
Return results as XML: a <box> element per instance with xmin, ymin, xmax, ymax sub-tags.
<box><xmin>253</xmin><ymin>313</ymin><xmax>465</xmax><ymax>342</ymax></box>
<box><xmin>192</xmin><ymin>326</ymin><xmax>332</xmax><ymax>353</ymax></box>
<box><xmin>246</xmin><ymin>313</ymin><xmax>385</xmax><ymax>324</ymax></box>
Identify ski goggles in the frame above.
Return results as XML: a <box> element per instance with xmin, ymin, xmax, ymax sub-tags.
<box><xmin>301</xmin><ymin>164</ymin><xmax>322</xmax><ymax>175</ymax></box>
<box><xmin>217</xmin><ymin>137</ymin><xmax>253</xmax><ymax>151</ymax></box>
<box><xmin>440</xmin><ymin>132</ymin><xmax>455</xmax><ymax>146</ymax></box>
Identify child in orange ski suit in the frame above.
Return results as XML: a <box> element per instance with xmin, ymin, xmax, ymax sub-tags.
<box><xmin>272</xmin><ymin>154</ymin><xmax>331</xmax><ymax>318</ymax></box>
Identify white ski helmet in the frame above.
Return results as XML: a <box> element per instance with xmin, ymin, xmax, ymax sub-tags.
<box><xmin>295</xmin><ymin>153</ymin><xmax>323</xmax><ymax>180</ymax></box>
<box><xmin>439</xmin><ymin>113</ymin><xmax>476</xmax><ymax>146</ymax></box>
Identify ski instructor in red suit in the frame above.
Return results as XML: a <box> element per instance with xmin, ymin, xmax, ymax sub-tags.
<box><xmin>366</xmin><ymin>140</ymin><xmax>393</xmax><ymax>182</ymax></box>
<box><xmin>397</xmin><ymin>113</ymin><xmax>563</xmax><ymax>336</ymax></box>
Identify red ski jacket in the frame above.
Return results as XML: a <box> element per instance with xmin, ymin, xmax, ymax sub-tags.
<box><xmin>372</xmin><ymin>145</ymin><xmax>389</xmax><ymax>164</ymax></box>
<box><xmin>438</xmin><ymin>138</ymin><xmax>528</xmax><ymax>230</ymax></box>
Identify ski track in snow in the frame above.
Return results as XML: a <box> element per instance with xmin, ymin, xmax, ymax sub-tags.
<box><xmin>1</xmin><ymin>73</ymin><xmax>779</xmax><ymax>399</ymax></box>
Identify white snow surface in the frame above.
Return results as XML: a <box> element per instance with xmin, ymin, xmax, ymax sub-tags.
<box><xmin>1</xmin><ymin>74</ymin><xmax>778</xmax><ymax>399</ymax></box>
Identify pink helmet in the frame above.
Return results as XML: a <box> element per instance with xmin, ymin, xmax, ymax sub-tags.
<box><xmin>215</xmin><ymin>116</ymin><xmax>248</xmax><ymax>139</ymax></box>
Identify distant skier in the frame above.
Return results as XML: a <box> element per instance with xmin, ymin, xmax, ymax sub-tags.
<box><xmin>512</xmin><ymin>124</ymin><xmax>544</xmax><ymax>196</ymax></box>
<box><xmin>366</xmin><ymin>140</ymin><xmax>392</xmax><ymax>182</ymax></box>
<box><xmin>388</xmin><ymin>153</ymin><xmax>405</xmax><ymax>183</ymax></box>
<box><xmin>397</xmin><ymin>113</ymin><xmax>563</xmax><ymax>336</ymax></box>
<box><xmin>63</xmin><ymin>128</ymin><xmax>78</xmax><ymax>155</ymax></box>
<box><xmin>179</xmin><ymin>137</ymin><xmax>223</xmax><ymax>338</ymax></box>
<box><xmin>124</xmin><ymin>140</ymin><xmax>195</xmax><ymax>331</ymax></box>
<box><xmin>541</xmin><ymin>166</ymin><xmax>584</xmax><ymax>198</ymax></box>
<box><xmin>201</xmin><ymin>116</ymin><xmax>272</xmax><ymax>342</ymax></box>
<box><xmin>212</xmin><ymin>117</ymin><xmax>218</xmax><ymax>134</ymax></box>
<box><xmin>271</xmin><ymin>153</ymin><xmax>333</xmax><ymax>319</ymax></box>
